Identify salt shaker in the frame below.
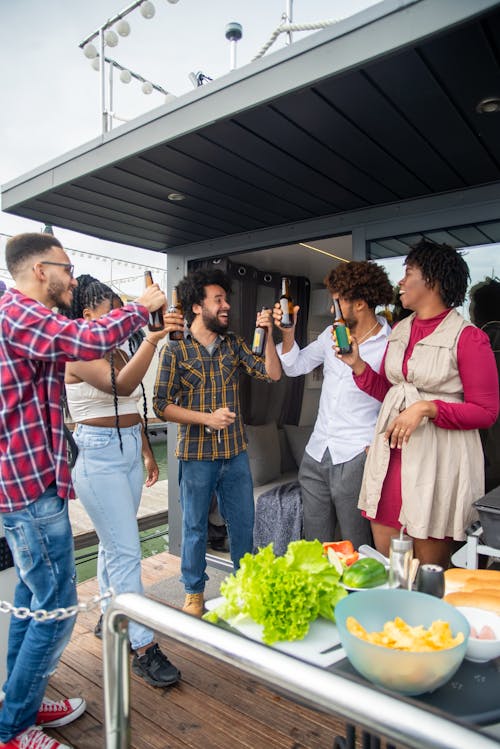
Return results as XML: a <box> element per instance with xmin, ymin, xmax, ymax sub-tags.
<box><xmin>389</xmin><ymin>535</ymin><xmax>413</xmax><ymax>589</ymax></box>
<box><xmin>416</xmin><ymin>564</ymin><xmax>445</xmax><ymax>598</ymax></box>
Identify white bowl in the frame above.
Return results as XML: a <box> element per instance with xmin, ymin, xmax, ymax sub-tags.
<box><xmin>457</xmin><ymin>607</ymin><xmax>500</xmax><ymax>663</ymax></box>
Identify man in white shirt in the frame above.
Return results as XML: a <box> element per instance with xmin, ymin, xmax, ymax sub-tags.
<box><xmin>273</xmin><ymin>261</ymin><xmax>393</xmax><ymax>546</ymax></box>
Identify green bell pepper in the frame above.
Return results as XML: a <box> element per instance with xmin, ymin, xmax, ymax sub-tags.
<box><xmin>342</xmin><ymin>557</ymin><xmax>388</xmax><ymax>589</ymax></box>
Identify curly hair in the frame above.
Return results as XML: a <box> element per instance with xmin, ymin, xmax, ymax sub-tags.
<box><xmin>405</xmin><ymin>239</ymin><xmax>469</xmax><ymax>308</ymax></box>
<box><xmin>324</xmin><ymin>261</ymin><xmax>393</xmax><ymax>309</ymax></box>
<box><xmin>178</xmin><ymin>268</ymin><xmax>232</xmax><ymax>326</ymax></box>
<box><xmin>6</xmin><ymin>232</ymin><xmax>63</xmax><ymax>275</ymax></box>
<box><xmin>469</xmin><ymin>277</ymin><xmax>500</xmax><ymax>328</ymax></box>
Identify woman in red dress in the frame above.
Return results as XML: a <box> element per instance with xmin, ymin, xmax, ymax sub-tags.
<box><xmin>337</xmin><ymin>240</ymin><xmax>499</xmax><ymax>568</ymax></box>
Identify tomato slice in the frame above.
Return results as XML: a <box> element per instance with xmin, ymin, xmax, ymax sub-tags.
<box><xmin>343</xmin><ymin>551</ymin><xmax>360</xmax><ymax>566</ymax></box>
<box><xmin>322</xmin><ymin>540</ymin><xmax>355</xmax><ymax>556</ymax></box>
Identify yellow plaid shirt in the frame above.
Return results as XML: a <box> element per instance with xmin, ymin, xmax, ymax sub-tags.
<box><xmin>153</xmin><ymin>332</ymin><xmax>272</xmax><ymax>460</ymax></box>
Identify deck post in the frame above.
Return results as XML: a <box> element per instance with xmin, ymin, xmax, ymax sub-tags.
<box><xmin>102</xmin><ymin>610</ymin><xmax>132</xmax><ymax>749</ymax></box>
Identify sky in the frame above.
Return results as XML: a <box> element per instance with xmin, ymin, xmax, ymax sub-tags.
<box><xmin>0</xmin><ymin>0</ymin><xmax>497</xmax><ymax>298</ymax></box>
<box><xmin>0</xmin><ymin>0</ymin><xmax>381</xmax><ymax>295</ymax></box>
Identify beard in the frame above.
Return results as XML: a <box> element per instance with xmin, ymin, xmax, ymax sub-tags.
<box><xmin>202</xmin><ymin>307</ymin><xmax>229</xmax><ymax>335</ymax></box>
<box><xmin>47</xmin><ymin>279</ymin><xmax>72</xmax><ymax>309</ymax></box>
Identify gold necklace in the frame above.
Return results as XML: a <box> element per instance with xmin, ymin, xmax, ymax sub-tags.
<box><xmin>356</xmin><ymin>321</ymin><xmax>380</xmax><ymax>344</ymax></box>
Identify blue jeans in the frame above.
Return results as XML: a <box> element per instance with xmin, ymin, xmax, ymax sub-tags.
<box><xmin>179</xmin><ymin>451</ymin><xmax>255</xmax><ymax>593</ymax></box>
<box><xmin>0</xmin><ymin>484</ymin><xmax>77</xmax><ymax>742</ymax></box>
<box><xmin>72</xmin><ymin>423</ymin><xmax>154</xmax><ymax>650</ymax></box>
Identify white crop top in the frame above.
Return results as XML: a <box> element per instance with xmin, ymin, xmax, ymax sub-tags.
<box><xmin>66</xmin><ymin>380</ymin><xmax>143</xmax><ymax>422</ymax></box>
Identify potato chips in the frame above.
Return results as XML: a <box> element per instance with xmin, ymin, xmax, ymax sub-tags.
<box><xmin>346</xmin><ymin>615</ymin><xmax>464</xmax><ymax>652</ymax></box>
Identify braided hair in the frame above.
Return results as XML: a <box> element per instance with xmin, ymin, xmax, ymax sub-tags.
<box><xmin>62</xmin><ymin>274</ymin><xmax>132</xmax><ymax>453</ymax></box>
<box><xmin>110</xmin><ymin>289</ymin><xmax>152</xmax><ymax>452</ymax></box>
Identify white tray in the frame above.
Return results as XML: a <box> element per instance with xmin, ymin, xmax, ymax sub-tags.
<box><xmin>205</xmin><ymin>597</ymin><xmax>346</xmax><ymax>667</ymax></box>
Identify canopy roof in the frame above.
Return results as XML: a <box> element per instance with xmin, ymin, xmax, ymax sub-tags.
<box><xmin>2</xmin><ymin>0</ymin><xmax>500</xmax><ymax>257</ymax></box>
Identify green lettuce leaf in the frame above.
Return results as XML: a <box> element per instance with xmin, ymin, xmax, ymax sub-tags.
<box><xmin>203</xmin><ymin>540</ymin><xmax>347</xmax><ymax>644</ymax></box>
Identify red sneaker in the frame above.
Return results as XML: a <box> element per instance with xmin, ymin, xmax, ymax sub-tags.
<box><xmin>35</xmin><ymin>698</ymin><xmax>86</xmax><ymax>728</ymax></box>
<box><xmin>0</xmin><ymin>726</ymin><xmax>72</xmax><ymax>748</ymax></box>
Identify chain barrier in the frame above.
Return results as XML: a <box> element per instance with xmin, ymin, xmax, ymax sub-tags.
<box><xmin>0</xmin><ymin>590</ymin><xmax>113</xmax><ymax>623</ymax></box>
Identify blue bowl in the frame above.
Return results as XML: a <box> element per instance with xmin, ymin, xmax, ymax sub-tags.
<box><xmin>335</xmin><ymin>589</ymin><xmax>469</xmax><ymax>696</ymax></box>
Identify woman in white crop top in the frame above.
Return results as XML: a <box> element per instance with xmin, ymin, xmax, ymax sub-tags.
<box><xmin>64</xmin><ymin>275</ymin><xmax>181</xmax><ymax>689</ymax></box>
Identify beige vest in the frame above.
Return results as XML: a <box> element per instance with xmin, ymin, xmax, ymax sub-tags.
<box><xmin>359</xmin><ymin>310</ymin><xmax>484</xmax><ymax>540</ymax></box>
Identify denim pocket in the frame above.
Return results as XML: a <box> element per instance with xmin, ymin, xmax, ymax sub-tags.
<box><xmin>77</xmin><ymin>431</ymin><xmax>113</xmax><ymax>450</ymax></box>
<box><xmin>3</xmin><ymin>523</ymin><xmax>33</xmax><ymax>570</ymax></box>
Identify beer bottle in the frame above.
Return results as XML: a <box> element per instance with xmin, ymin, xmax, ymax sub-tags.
<box><xmin>144</xmin><ymin>270</ymin><xmax>164</xmax><ymax>332</ymax></box>
<box><xmin>251</xmin><ymin>306</ymin><xmax>268</xmax><ymax>356</ymax></box>
<box><xmin>279</xmin><ymin>277</ymin><xmax>294</xmax><ymax>328</ymax></box>
<box><xmin>332</xmin><ymin>298</ymin><xmax>352</xmax><ymax>354</ymax></box>
<box><xmin>168</xmin><ymin>286</ymin><xmax>184</xmax><ymax>341</ymax></box>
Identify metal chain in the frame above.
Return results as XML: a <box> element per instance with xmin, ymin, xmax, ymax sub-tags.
<box><xmin>0</xmin><ymin>590</ymin><xmax>113</xmax><ymax>622</ymax></box>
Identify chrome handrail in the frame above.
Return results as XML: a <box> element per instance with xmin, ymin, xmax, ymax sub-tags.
<box><xmin>102</xmin><ymin>593</ymin><xmax>499</xmax><ymax>749</ymax></box>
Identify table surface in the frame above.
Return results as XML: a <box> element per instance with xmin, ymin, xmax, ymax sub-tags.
<box><xmin>330</xmin><ymin>655</ymin><xmax>500</xmax><ymax>726</ymax></box>
<box><xmin>208</xmin><ymin>598</ymin><xmax>500</xmax><ymax>729</ymax></box>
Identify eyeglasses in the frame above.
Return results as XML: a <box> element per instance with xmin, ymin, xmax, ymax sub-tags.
<box><xmin>39</xmin><ymin>261</ymin><xmax>75</xmax><ymax>277</ymax></box>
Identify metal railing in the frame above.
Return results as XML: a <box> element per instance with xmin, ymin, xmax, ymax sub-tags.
<box><xmin>102</xmin><ymin>593</ymin><xmax>499</xmax><ymax>749</ymax></box>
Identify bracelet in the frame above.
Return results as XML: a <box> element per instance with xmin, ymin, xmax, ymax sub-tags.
<box><xmin>144</xmin><ymin>339</ymin><xmax>157</xmax><ymax>349</ymax></box>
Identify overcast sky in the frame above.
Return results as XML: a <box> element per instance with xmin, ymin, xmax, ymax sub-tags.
<box><xmin>0</xmin><ymin>0</ymin><xmax>380</xmax><ymax>285</ymax></box>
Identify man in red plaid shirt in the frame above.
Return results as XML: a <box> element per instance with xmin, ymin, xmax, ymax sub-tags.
<box><xmin>0</xmin><ymin>233</ymin><xmax>166</xmax><ymax>749</ymax></box>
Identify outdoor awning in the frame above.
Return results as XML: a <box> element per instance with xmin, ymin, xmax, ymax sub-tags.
<box><xmin>2</xmin><ymin>0</ymin><xmax>500</xmax><ymax>255</ymax></box>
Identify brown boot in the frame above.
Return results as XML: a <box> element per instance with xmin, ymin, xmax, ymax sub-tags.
<box><xmin>183</xmin><ymin>592</ymin><xmax>204</xmax><ymax>618</ymax></box>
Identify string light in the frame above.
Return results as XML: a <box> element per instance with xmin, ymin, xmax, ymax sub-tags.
<box><xmin>79</xmin><ymin>0</ymin><xmax>179</xmax><ymax>131</ymax></box>
<box><xmin>116</xmin><ymin>19</ymin><xmax>131</xmax><ymax>36</ymax></box>
<box><xmin>140</xmin><ymin>1</ymin><xmax>155</xmax><ymax>19</ymax></box>
<box><xmin>104</xmin><ymin>29</ymin><xmax>119</xmax><ymax>47</ymax></box>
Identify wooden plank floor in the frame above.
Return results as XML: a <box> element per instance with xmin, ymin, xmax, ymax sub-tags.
<box><xmin>45</xmin><ymin>551</ymin><xmax>362</xmax><ymax>749</ymax></box>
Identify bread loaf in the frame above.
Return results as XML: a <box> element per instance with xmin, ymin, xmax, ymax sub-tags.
<box><xmin>444</xmin><ymin>591</ymin><xmax>500</xmax><ymax>615</ymax></box>
<box><xmin>444</xmin><ymin>568</ymin><xmax>500</xmax><ymax>594</ymax></box>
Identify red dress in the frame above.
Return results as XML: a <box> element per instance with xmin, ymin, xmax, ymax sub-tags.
<box><xmin>354</xmin><ymin>310</ymin><xmax>499</xmax><ymax>528</ymax></box>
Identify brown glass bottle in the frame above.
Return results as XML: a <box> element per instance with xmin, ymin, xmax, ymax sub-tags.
<box><xmin>279</xmin><ymin>277</ymin><xmax>294</xmax><ymax>328</ymax></box>
<box><xmin>332</xmin><ymin>298</ymin><xmax>352</xmax><ymax>354</ymax></box>
<box><xmin>251</xmin><ymin>306</ymin><xmax>267</xmax><ymax>355</ymax></box>
<box><xmin>168</xmin><ymin>286</ymin><xmax>184</xmax><ymax>341</ymax></box>
<box><xmin>144</xmin><ymin>270</ymin><xmax>164</xmax><ymax>332</ymax></box>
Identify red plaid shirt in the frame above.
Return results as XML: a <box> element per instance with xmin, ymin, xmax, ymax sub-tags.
<box><xmin>0</xmin><ymin>289</ymin><xmax>148</xmax><ymax>512</ymax></box>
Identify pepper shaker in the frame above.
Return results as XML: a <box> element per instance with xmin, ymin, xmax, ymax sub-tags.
<box><xmin>389</xmin><ymin>535</ymin><xmax>413</xmax><ymax>589</ymax></box>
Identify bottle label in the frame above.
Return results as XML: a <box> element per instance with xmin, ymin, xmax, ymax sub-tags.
<box><xmin>333</xmin><ymin>324</ymin><xmax>351</xmax><ymax>352</ymax></box>
<box><xmin>280</xmin><ymin>298</ymin><xmax>292</xmax><ymax>326</ymax></box>
<box><xmin>252</xmin><ymin>329</ymin><xmax>265</xmax><ymax>353</ymax></box>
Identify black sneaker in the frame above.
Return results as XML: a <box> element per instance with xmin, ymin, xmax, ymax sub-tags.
<box><xmin>94</xmin><ymin>614</ymin><xmax>103</xmax><ymax>639</ymax></box>
<box><xmin>131</xmin><ymin>643</ymin><xmax>181</xmax><ymax>688</ymax></box>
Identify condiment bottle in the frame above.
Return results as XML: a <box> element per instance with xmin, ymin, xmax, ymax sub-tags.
<box><xmin>144</xmin><ymin>270</ymin><xmax>164</xmax><ymax>332</ymax></box>
<box><xmin>389</xmin><ymin>534</ymin><xmax>413</xmax><ymax>589</ymax></box>
<box><xmin>332</xmin><ymin>298</ymin><xmax>352</xmax><ymax>354</ymax></box>
<box><xmin>416</xmin><ymin>564</ymin><xmax>445</xmax><ymax>598</ymax></box>
<box><xmin>279</xmin><ymin>277</ymin><xmax>294</xmax><ymax>328</ymax></box>
<box><xmin>251</xmin><ymin>306</ymin><xmax>267</xmax><ymax>356</ymax></box>
<box><xmin>167</xmin><ymin>286</ymin><xmax>184</xmax><ymax>341</ymax></box>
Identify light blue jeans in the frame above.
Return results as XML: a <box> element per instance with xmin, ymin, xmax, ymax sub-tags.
<box><xmin>0</xmin><ymin>484</ymin><xmax>77</xmax><ymax>742</ymax></box>
<box><xmin>72</xmin><ymin>423</ymin><xmax>154</xmax><ymax>650</ymax></box>
<box><xmin>179</xmin><ymin>451</ymin><xmax>255</xmax><ymax>593</ymax></box>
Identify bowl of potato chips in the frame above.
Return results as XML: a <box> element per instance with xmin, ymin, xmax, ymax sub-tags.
<box><xmin>335</xmin><ymin>589</ymin><xmax>469</xmax><ymax>696</ymax></box>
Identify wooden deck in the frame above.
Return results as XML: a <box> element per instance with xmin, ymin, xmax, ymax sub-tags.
<box><xmin>46</xmin><ymin>551</ymin><xmax>364</xmax><ymax>749</ymax></box>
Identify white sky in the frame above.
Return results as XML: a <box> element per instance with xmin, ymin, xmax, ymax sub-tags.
<box><xmin>1</xmin><ymin>0</ymin><xmax>497</xmax><ymax>297</ymax></box>
<box><xmin>0</xmin><ymin>0</ymin><xmax>380</xmax><ymax>293</ymax></box>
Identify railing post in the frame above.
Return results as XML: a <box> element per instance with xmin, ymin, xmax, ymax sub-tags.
<box><xmin>102</xmin><ymin>610</ymin><xmax>132</xmax><ymax>749</ymax></box>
